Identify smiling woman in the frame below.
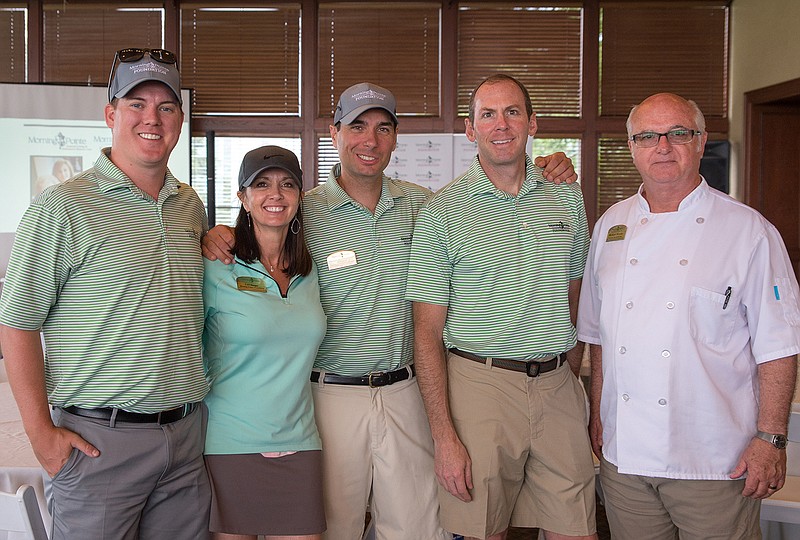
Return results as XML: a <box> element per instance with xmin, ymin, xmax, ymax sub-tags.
<box><xmin>201</xmin><ymin>145</ymin><xmax>326</xmax><ymax>540</ymax></box>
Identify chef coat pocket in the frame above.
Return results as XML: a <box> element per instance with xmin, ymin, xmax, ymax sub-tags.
<box><xmin>689</xmin><ymin>286</ymin><xmax>736</xmax><ymax>350</ymax></box>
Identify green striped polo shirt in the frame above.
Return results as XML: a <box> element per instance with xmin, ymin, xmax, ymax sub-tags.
<box><xmin>0</xmin><ymin>150</ymin><xmax>209</xmax><ymax>412</ymax></box>
<box><xmin>302</xmin><ymin>165</ymin><xmax>432</xmax><ymax>375</ymax></box>
<box><xmin>405</xmin><ymin>155</ymin><xmax>590</xmax><ymax>360</ymax></box>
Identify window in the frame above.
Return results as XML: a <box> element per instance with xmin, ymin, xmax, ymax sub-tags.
<box><xmin>42</xmin><ymin>1</ymin><xmax>163</xmax><ymax>85</ymax></box>
<box><xmin>180</xmin><ymin>3</ymin><xmax>301</xmax><ymax>115</ymax></box>
<box><xmin>317</xmin><ymin>136</ymin><xmax>338</xmax><ymax>186</ymax></box>
<box><xmin>599</xmin><ymin>2</ymin><xmax>729</xmax><ymax>117</ymax></box>
<box><xmin>533</xmin><ymin>138</ymin><xmax>582</xmax><ymax>182</ymax></box>
<box><xmin>595</xmin><ymin>1</ymin><xmax>729</xmax><ymax>216</ymax></box>
<box><xmin>317</xmin><ymin>2</ymin><xmax>440</xmax><ymax>118</ymax></box>
<box><xmin>597</xmin><ymin>136</ymin><xmax>639</xmax><ymax>215</ymax></box>
<box><xmin>0</xmin><ymin>4</ymin><xmax>26</xmax><ymax>82</ymax></box>
<box><xmin>458</xmin><ymin>3</ymin><xmax>582</xmax><ymax>118</ymax></box>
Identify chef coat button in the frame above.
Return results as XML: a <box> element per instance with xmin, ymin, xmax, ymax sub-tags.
<box><xmin>696</xmin><ymin>217</ymin><xmax>705</xmax><ymax>224</ymax></box>
<box><xmin>661</xmin><ymin>350</ymin><xmax>671</xmax><ymax>358</ymax></box>
<box><xmin>641</xmin><ymin>217</ymin><xmax>648</xmax><ymax>224</ymax></box>
<box><xmin>679</xmin><ymin>259</ymin><xmax>688</xmax><ymax>266</ymax></box>
<box><xmin>658</xmin><ymin>398</ymin><xmax>667</xmax><ymax>406</ymax></box>
<box><xmin>626</xmin><ymin>301</ymin><xmax>634</xmax><ymax>309</ymax></box>
<box><xmin>630</xmin><ymin>258</ymin><xmax>638</xmax><ymax>265</ymax></box>
<box><xmin>622</xmin><ymin>394</ymin><xmax>630</xmax><ymax>402</ymax></box>
<box><xmin>666</xmin><ymin>301</ymin><xmax>675</xmax><ymax>309</ymax></box>
<box><xmin>619</xmin><ymin>346</ymin><xmax>627</xmax><ymax>354</ymax></box>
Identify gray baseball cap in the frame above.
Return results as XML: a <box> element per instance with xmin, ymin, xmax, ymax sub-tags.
<box><xmin>333</xmin><ymin>82</ymin><xmax>398</xmax><ymax>125</ymax></box>
<box><xmin>238</xmin><ymin>146</ymin><xmax>302</xmax><ymax>190</ymax></box>
<box><xmin>108</xmin><ymin>52</ymin><xmax>182</xmax><ymax>104</ymax></box>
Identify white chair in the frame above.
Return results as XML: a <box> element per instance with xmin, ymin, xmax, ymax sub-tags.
<box><xmin>761</xmin><ymin>404</ymin><xmax>800</xmax><ymax>539</ymax></box>
<box><xmin>0</xmin><ymin>485</ymin><xmax>48</xmax><ymax>540</ymax></box>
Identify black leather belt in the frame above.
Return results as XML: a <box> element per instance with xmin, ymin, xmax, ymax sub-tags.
<box><xmin>62</xmin><ymin>403</ymin><xmax>198</xmax><ymax>425</ymax></box>
<box><xmin>310</xmin><ymin>365</ymin><xmax>415</xmax><ymax>387</ymax></box>
<box><xmin>449</xmin><ymin>348</ymin><xmax>564</xmax><ymax>378</ymax></box>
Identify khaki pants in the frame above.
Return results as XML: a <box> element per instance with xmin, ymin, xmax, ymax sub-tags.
<box><xmin>311</xmin><ymin>375</ymin><xmax>450</xmax><ymax>540</ymax></box>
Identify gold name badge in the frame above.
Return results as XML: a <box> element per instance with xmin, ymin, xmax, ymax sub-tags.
<box><xmin>606</xmin><ymin>224</ymin><xmax>627</xmax><ymax>242</ymax></box>
<box><xmin>236</xmin><ymin>276</ymin><xmax>267</xmax><ymax>292</ymax></box>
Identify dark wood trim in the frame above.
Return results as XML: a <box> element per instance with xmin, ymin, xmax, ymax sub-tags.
<box><xmin>744</xmin><ymin>78</ymin><xmax>800</xmax><ymax>105</ymax></box>
<box><xmin>744</xmin><ymin>77</ymin><xmax>800</xmax><ymax>205</ymax></box>
<box><xmin>164</xmin><ymin>0</ymin><xmax>179</xmax><ymax>57</ymax></box>
<box><xmin>440</xmin><ymin>0</ymin><xmax>458</xmax><ymax>134</ymax></box>
<box><xmin>28</xmin><ymin>0</ymin><xmax>42</xmax><ymax>82</ymax></box>
<box><xmin>191</xmin><ymin>116</ymin><xmax>305</xmax><ymax>136</ymax></box>
<box><xmin>582</xmin><ymin>0</ymin><xmax>600</xmax><ymax>225</ymax></box>
<box><xmin>301</xmin><ymin>0</ymin><xmax>318</xmax><ymax>191</ymax></box>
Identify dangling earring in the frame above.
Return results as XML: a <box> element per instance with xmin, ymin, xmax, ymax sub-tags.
<box><xmin>247</xmin><ymin>211</ymin><xmax>252</xmax><ymax>228</ymax></box>
<box><xmin>290</xmin><ymin>216</ymin><xmax>301</xmax><ymax>234</ymax></box>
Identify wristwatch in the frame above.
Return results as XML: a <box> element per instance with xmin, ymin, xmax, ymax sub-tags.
<box><xmin>756</xmin><ymin>431</ymin><xmax>788</xmax><ymax>449</ymax></box>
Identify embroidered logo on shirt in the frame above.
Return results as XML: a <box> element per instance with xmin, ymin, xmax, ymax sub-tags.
<box><xmin>547</xmin><ymin>221</ymin><xmax>571</xmax><ymax>232</ymax></box>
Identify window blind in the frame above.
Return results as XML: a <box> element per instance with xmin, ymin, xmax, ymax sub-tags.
<box><xmin>180</xmin><ymin>3</ymin><xmax>301</xmax><ymax>115</ymax></box>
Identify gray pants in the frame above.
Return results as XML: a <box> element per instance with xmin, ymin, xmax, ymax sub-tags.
<box><xmin>47</xmin><ymin>405</ymin><xmax>211</xmax><ymax>540</ymax></box>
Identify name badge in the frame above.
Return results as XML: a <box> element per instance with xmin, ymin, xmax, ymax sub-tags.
<box><xmin>606</xmin><ymin>224</ymin><xmax>627</xmax><ymax>242</ymax></box>
<box><xmin>236</xmin><ymin>276</ymin><xmax>267</xmax><ymax>292</ymax></box>
<box><xmin>327</xmin><ymin>250</ymin><xmax>357</xmax><ymax>270</ymax></box>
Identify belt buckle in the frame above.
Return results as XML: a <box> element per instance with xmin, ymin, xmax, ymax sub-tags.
<box><xmin>368</xmin><ymin>371</ymin><xmax>386</xmax><ymax>388</ymax></box>
<box><xmin>525</xmin><ymin>360</ymin><xmax>540</xmax><ymax>377</ymax></box>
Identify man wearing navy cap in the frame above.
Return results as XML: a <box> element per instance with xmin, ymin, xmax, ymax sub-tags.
<box><xmin>0</xmin><ymin>48</ymin><xmax>210</xmax><ymax>539</ymax></box>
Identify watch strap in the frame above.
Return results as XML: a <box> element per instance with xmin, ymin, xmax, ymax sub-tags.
<box><xmin>756</xmin><ymin>430</ymin><xmax>788</xmax><ymax>449</ymax></box>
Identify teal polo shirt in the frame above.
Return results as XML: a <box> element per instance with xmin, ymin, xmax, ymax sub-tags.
<box><xmin>405</xmin><ymin>155</ymin><xmax>590</xmax><ymax>359</ymax></box>
<box><xmin>302</xmin><ymin>165</ymin><xmax>432</xmax><ymax>376</ymax></box>
<box><xmin>202</xmin><ymin>258</ymin><xmax>326</xmax><ymax>454</ymax></box>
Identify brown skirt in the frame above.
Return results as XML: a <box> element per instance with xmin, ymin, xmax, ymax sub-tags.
<box><xmin>205</xmin><ymin>450</ymin><xmax>326</xmax><ymax>536</ymax></box>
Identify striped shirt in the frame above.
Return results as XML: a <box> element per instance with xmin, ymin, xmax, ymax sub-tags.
<box><xmin>0</xmin><ymin>149</ymin><xmax>209</xmax><ymax>412</ymax></box>
<box><xmin>405</xmin><ymin>155</ymin><xmax>590</xmax><ymax>359</ymax></box>
<box><xmin>302</xmin><ymin>165</ymin><xmax>432</xmax><ymax>375</ymax></box>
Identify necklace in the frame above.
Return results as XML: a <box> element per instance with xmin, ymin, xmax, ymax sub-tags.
<box><xmin>264</xmin><ymin>256</ymin><xmax>281</xmax><ymax>273</ymax></box>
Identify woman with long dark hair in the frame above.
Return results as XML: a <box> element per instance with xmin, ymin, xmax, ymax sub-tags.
<box><xmin>202</xmin><ymin>146</ymin><xmax>326</xmax><ymax>540</ymax></box>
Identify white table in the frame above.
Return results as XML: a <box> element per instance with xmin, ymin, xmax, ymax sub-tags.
<box><xmin>0</xmin><ymin>378</ymin><xmax>50</xmax><ymax>539</ymax></box>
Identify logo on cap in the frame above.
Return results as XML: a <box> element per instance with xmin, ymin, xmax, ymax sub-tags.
<box><xmin>131</xmin><ymin>62</ymin><xmax>170</xmax><ymax>76</ymax></box>
<box><xmin>352</xmin><ymin>89</ymin><xmax>387</xmax><ymax>102</ymax></box>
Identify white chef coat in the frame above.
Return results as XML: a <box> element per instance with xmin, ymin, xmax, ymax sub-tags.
<box><xmin>577</xmin><ymin>179</ymin><xmax>800</xmax><ymax>480</ymax></box>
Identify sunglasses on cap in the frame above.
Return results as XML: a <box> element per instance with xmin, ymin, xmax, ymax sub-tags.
<box><xmin>115</xmin><ymin>48</ymin><xmax>177</xmax><ymax>66</ymax></box>
<box><xmin>107</xmin><ymin>48</ymin><xmax>178</xmax><ymax>87</ymax></box>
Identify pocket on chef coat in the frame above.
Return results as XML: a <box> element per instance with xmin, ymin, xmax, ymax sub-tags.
<box><xmin>689</xmin><ymin>286</ymin><xmax>737</xmax><ymax>350</ymax></box>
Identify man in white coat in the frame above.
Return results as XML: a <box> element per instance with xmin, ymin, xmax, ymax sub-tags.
<box><xmin>577</xmin><ymin>92</ymin><xmax>800</xmax><ymax>540</ymax></box>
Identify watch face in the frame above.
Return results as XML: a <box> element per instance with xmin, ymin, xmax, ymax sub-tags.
<box><xmin>774</xmin><ymin>435</ymin><xmax>788</xmax><ymax>449</ymax></box>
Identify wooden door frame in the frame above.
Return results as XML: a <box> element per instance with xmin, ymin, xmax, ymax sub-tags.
<box><xmin>744</xmin><ymin>78</ymin><xmax>800</xmax><ymax>208</ymax></box>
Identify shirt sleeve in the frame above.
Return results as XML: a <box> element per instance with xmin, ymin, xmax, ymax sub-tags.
<box><xmin>577</xmin><ymin>218</ymin><xmax>604</xmax><ymax>345</ymax></box>
<box><xmin>0</xmin><ymin>203</ymin><xmax>71</xmax><ymax>330</ymax></box>
<box><xmin>568</xmin><ymin>183</ymin><xmax>591</xmax><ymax>281</ymax></box>
<box><xmin>742</xmin><ymin>222</ymin><xmax>800</xmax><ymax>363</ymax></box>
<box><xmin>404</xmin><ymin>204</ymin><xmax>451</xmax><ymax>306</ymax></box>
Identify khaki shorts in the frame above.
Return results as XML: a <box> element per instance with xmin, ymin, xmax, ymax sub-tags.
<box><xmin>600</xmin><ymin>457</ymin><xmax>761</xmax><ymax>540</ymax></box>
<box><xmin>440</xmin><ymin>352</ymin><xmax>596</xmax><ymax>538</ymax></box>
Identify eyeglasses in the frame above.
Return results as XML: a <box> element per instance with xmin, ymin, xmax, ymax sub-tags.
<box><xmin>629</xmin><ymin>128</ymin><xmax>702</xmax><ymax>148</ymax></box>
<box><xmin>107</xmin><ymin>48</ymin><xmax>178</xmax><ymax>96</ymax></box>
